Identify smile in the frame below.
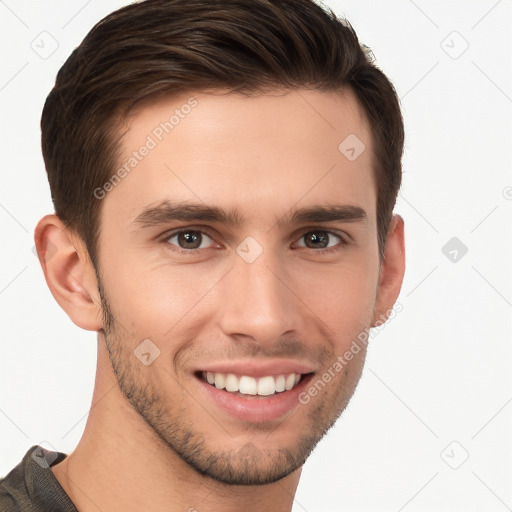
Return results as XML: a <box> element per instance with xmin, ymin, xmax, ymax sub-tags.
<box><xmin>194</xmin><ymin>360</ymin><xmax>315</xmax><ymax>422</ymax></box>
<box><xmin>201</xmin><ymin>371</ymin><xmax>302</xmax><ymax>397</ymax></box>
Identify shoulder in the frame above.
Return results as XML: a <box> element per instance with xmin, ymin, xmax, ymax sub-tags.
<box><xmin>0</xmin><ymin>444</ymin><xmax>74</xmax><ymax>511</ymax></box>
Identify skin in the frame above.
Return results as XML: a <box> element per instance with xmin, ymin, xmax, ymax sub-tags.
<box><xmin>34</xmin><ymin>87</ymin><xmax>405</xmax><ymax>512</ymax></box>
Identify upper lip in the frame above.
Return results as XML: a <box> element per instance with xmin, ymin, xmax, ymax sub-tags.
<box><xmin>196</xmin><ymin>359</ymin><xmax>316</xmax><ymax>378</ymax></box>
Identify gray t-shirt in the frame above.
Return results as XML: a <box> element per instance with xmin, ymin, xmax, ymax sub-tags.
<box><xmin>0</xmin><ymin>444</ymin><xmax>78</xmax><ymax>511</ymax></box>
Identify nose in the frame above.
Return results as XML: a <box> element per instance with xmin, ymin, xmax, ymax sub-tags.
<box><xmin>217</xmin><ymin>247</ymin><xmax>305</xmax><ymax>349</ymax></box>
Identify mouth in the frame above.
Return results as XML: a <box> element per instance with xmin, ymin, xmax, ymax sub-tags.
<box><xmin>193</xmin><ymin>360</ymin><xmax>316</xmax><ymax>422</ymax></box>
<box><xmin>197</xmin><ymin>371</ymin><xmax>306</xmax><ymax>398</ymax></box>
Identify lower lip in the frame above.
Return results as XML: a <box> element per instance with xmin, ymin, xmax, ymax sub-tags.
<box><xmin>196</xmin><ymin>374</ymin><xmax>313</xmax><ymax>423</ymax></box>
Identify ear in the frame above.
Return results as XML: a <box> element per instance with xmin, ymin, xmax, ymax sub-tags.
<box><xmin>371</xmin><ymin>214</ymin><xmax>405</xmax><ymax>326</ymax></box>
<box><xmin>34</xmin><ymin>214</ymin><xmax>103</xmax><ymax>331</ymax></box>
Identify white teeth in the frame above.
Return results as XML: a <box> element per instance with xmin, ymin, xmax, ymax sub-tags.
<box><xmin>225</xmin><ymin>373</ymin><xmax>239</xmax><ymax>392</ymax></box>
<box><xmin>239</xmin><ymin>376</ymin><xmax>257</xmax><ymax>395</ymax></box>
<box><xmin>203</xmin><ymin>372</ymin><xmax>304</xmax><ymax>396</ymax></box>
<box><xmin>214</xmin><ymin>373</ymin><xmax>225</xmax><ymax>390</ymax></box>
<box><xmin>285</xmin><ymin>374</ymin><xmax>295</xmax><ymax>391</ymax></box>
<box><xmin>275</xmin><ymin>375</ymin><xmax>286</xmax><ymax>392</ymax></box>
<box><xmin>257</xmin><ymin>376</ymin><xmax>276</xmax><ymax>396</ymax></box>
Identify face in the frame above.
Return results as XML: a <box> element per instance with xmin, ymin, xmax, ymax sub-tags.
<box><xmin>96</xmin><ymin>88</ymin><xmax>380</xmax><ymax>484</ymax></box>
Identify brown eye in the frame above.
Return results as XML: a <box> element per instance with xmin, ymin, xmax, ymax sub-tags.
<box><xmin>166</xmin><ymin>230</ymin><xmax>214</xmax><ymax>250</ymax></box>
<box><xmin>298</xmin><ymin>230</ymin><xmax>342</xmax><ymax>250</ymax></box>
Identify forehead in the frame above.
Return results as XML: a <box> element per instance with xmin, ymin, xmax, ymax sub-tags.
<box><xmin>104</xmin><ymin>88</ymin><xmax>376</xmax><ymax>229</ymax></box>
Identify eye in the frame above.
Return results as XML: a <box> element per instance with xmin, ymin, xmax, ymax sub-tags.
<box><xmin>294</xmin><ymin>230</ymin><xmax>345</xmax><ymax>251</ymax></box>
<box><xmin>164</xmin><ymin>229</ymin><xmax>215</xmax><ymax>251</ymax></box>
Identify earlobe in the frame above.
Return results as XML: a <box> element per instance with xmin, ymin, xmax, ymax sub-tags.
<box><xmin>34</xmin><ymin>214</ymin><xmax>103</xmax><ymax>331</ymax></box>
<box><xmin>371</xmin><ymin>214</ymin><xmax>406</xmax><ymax>327</ymax></box>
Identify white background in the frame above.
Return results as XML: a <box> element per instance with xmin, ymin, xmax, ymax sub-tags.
<box><xmin>0</xmin><ymin>1</ymin><xmax>511</xmax><ymax>511</ymax></box>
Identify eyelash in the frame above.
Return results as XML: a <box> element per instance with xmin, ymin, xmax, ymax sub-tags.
<box><xmin>160</xmin><ymin>227</ymin><xmax>350</xmax><ymax>256</ymax></box>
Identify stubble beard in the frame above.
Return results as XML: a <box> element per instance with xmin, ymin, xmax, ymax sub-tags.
<box><xmin>97</xmin><ymin>279</ymin><xmax>364</xmax><ymax>486</ymax></box>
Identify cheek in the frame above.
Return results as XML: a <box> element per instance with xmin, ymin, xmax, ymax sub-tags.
<box><xmin>292</xmin><ymin>259</ymin><xmax>379</xmax><ymax>337</ymax></box>
<box><xmin>103</xmin><ymin>254</ymin><xmax>224</xmax><ymax>338</ymax></box>
<box><xmin>100</xmin><ymin>232</ymin><xmax>379</xmax><ymax>348</ymax></box>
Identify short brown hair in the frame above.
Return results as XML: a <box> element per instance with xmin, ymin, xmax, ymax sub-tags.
<box><xmin>41</xmin><ymin>0</ymin><xmax>403</xmax><ymax>267</ymax></box>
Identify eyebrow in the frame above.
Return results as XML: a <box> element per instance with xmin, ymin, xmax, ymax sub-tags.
<box><xmin>131</xmin><ymin>200</ymin><xmax>368</xmax><ymax>229</ymax></box>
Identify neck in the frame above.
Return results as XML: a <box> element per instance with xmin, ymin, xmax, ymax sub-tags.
<box><xmin>51</xmin><ymin>336</ymin><xmax>301</xmax><ymax>512</ymax></box>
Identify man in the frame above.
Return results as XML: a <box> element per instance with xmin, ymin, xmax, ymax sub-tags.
<box><xmin>0</xmin><ymin>0</ymin><xmax>405</xmax><ymax>510</ymax></box>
